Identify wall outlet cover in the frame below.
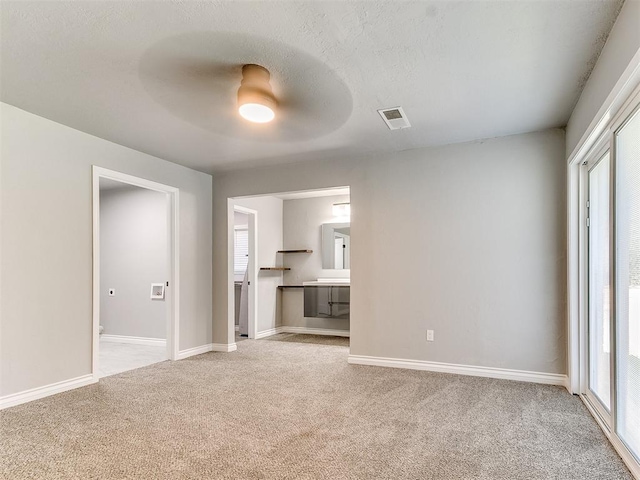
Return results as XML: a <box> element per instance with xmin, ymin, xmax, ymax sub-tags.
<box><xmin>426</xmin><ymin>329</ymin><xmax>434</xmax><ymax>342</ymax></box>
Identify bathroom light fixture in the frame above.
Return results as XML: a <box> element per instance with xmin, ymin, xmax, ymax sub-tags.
<box><xmin>332</xmin><ymin>202</ymin><xmax>350</xmax><ymax>217</ymax></box>
<box><xmin>237</xmin><ymin>64</ymin><xmax>276</xmax><ymax>123</ymax></box>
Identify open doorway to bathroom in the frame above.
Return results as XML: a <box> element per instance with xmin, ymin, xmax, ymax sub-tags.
<box><xmin>229</xmin><ymin>187</ymin><xmax>351</xmax><ymax>348</ymax></box>
<box><xmin>233</xmin><ymin>205</ymin><xmax>257</xmax><ymax>342</ymax></box>
<box><xmin>92</xmin><ymin>167</ymin><xmax>178</xmax><ymax>379</ymax></box>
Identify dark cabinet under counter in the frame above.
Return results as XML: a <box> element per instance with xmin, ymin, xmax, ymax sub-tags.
<box><xmin>303</xmin><ymin>285</ymin><xmax>350</xmax><ymax>319</ymax></box>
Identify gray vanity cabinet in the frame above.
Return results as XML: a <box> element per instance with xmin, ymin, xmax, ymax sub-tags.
<box><xmin>303</xmin><ymin>285</ymin><xmax>350</xmax><ymax>319</ymax></box>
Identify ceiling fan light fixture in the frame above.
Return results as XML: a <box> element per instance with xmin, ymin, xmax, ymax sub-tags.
<box><xmin>237</xmin><ymin>64</ymin><xmax>277</xmax><ymax>123</ymax></box>
<box><xmin>239</xmin><ymin>102</ymin><xmax>275</xmax><ymax>123</ymax></box>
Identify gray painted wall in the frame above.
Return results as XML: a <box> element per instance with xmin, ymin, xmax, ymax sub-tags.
<box><xmin>566</xmin><ymin>0</ymin><xmax>640</xmax><ymax>156</ymax></box>
<box><xmin>281</xmin><ymin>194</ymin><xmax>351</xmax><ymax>331</ymax></box>
<box><xmin>0</xmin><ymin>103</ymin><xmax>213</xmax><ymax>397</ymax></box>
<box><xmin>214</xmin><ymin>129</ymin><xmax>567</xmax><ymax>374</ymax></box>
<box><xmin>100</xmin><ymin>185</ymin><xmax>167</xmax><ymax>339</ymax></box>
<box><xmin>233</xmin><ymin>196</ymin><xmax>283</xmax><ymax>333</ymax></box>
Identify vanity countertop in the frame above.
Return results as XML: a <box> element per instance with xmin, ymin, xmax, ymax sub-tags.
<box><xmin>303</xmin><ymin>279</ymin><xmax>350</xmax><ymax>287</ymax></box>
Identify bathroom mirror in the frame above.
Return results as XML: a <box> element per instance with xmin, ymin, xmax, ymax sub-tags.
<box><xmin>321</xmin><ymin>222</ymin><xmax>350</xmax><ymax>269</ymax></box>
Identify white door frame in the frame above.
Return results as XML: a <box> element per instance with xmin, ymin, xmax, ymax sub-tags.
<box><xmin>582</xmin><ymin>142</ymin><xmax>614</xmax><ymax>428</ymax></box>
<box><xmin>92</xmin><ymin>166</ymin><xmax>180</xmax><ymax>378</ymax></box>
<box><xmin>230</xmin><ymin>203</ymin><xmax>258</xmax><ymax>340</ymax></box>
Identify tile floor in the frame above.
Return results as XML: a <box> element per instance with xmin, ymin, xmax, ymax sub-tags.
<box><xmin>98</xmin><ymin>338</ymin><xmax>167</xmax><ymax>378</ymax></box>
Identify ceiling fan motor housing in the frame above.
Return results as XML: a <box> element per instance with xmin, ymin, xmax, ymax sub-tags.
<box><xmin>237</xmin><ymin>64</ymin><xmax>277</xmax><ymax>111</ymax></box>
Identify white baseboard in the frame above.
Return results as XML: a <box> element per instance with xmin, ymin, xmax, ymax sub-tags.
<box><xmin>176</xmin><ymin>344</ymin><xmax>212</xmax><ymax>359</ymax></box>
<box><xmin>255</xmin><ymin>327</ymin><xmax>282</xmax><ymax>339</ymax></box>
<box><xmin>0</xmin><ymin>374</ymin><xmax>97</xmax><ymax>410</ymax></box>
<box><xmin>212</xmin><ymin>343</ymin><xmax>237</xmax><ymax>353</ymax></box>
<box><xmin>235</xmin><ymin>325</ymin><xmax>240</xmax><ymax>331</ymax></box>
<box><xmin>177</xmin><ymin>343</ymin><xmax>237</xmax><ymax>359</ymax></box>
<box><xmin>347</xmin><ymin>355</ymin><xmax>567</xmax><ymax>386</ymax></box>
<box><xmin>100</xmin><ymin>334</ymin><xmax>166</xmax><ymax>347</ymax></box>
<box><xmin>280</xmin><ymin>326</ymin><xmax>350</xmax><ymax>337</ymax></box>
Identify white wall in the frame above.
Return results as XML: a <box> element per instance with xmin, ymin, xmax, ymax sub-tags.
<box><xmin>214</xmin><ymin>129</ymin><xmax>567</xmax><ymax>374</ymax></box>
<box><xmin>233</xmin><ymin>196</ymin><xmax>283</xmax><ymax>333</ymax></box>
<box><xmin>100</xmin><ymin>185</ymin><xmax>167</xmax><ymax>339</ymax></box>
<box><xmin>234</xmin><ymin>211</ymin><xmax>249</xmax><ymax>226</ymax></box>
<box><xmin>0</xmin><ymin>103</ymin><xmax>213</xmax><ymax>397</ymax></box>
<box><xmin>566</xmin><ymin>0</ymin><xmax>640</xmax><ymax>155</ymax></box>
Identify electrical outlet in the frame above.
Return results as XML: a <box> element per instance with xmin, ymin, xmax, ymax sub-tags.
<box><xmin>426</xmin><ymin>329</ymin><xmax>434</xmax><ymax>342</ymax></box>
<box><xmin>108</xmin><ymin>289</ymin><xmax>115</xmax><ymax>296</ymax></box>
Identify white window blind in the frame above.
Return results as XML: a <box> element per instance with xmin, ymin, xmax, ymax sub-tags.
<box><xmin>615</xmin><ymin>108</ymin><xmax>640</xmax><ymax>460</ymax></box>
<box><xmin>234</xmin><ymin>227</ymin><xmax>249</xmax><ymax>275</ymax></box>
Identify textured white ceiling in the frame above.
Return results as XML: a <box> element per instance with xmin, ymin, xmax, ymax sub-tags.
<box><xmin>0</xmin><ymin>1</ymin><xmax>623</xmax><ymax>173</ymax></box>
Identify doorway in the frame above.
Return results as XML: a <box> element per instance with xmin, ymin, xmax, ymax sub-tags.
<box><xmin>232</xmin><ymin>205</ymin><xmax>258</xmax><ymax>340</ymax></box>
<box><xmin>92</xmin><ymin>167</ymin><xmax>179</xmax><ymax>379</ymax></box>
<box><xmin>228</xmin><ymin>188</ymin><xmax>351</xmax><ymax>345</ymax></box>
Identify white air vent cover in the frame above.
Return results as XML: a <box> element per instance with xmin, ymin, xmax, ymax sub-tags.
<box><xmin>377</xmin><ymin>107</ymin><xmax>411</xmax><ymax>130</ymax></box>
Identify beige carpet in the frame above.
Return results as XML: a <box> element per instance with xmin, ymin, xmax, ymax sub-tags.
<box><xmin>0</xmin><ymin>334</ymin><xmax>631</xmax><ymax>479</ymax></box>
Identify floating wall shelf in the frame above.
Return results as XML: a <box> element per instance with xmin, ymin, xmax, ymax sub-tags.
<box><xmin>262</xmin><ymin>250</ymin><xmax>311</xmax><ymax>273</ymax></box>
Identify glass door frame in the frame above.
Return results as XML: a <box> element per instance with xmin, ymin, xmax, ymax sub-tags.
<box><xmin>583</xmin><ymin>142</ymin><xmax>614</xmax><ymax>429</ymax></box>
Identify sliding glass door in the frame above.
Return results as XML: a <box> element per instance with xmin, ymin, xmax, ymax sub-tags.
<box><xmin>584</xmin><ymin>104</ymin><xmax>640</xmax><ymax>469</ymax></box>
<box><xmin>588</xmin><ymin>151</ymin><xmax>611</xmax><ymax>417</ymax></box>
<box><xmin>615</xmin><ymin>107</ymin><xmax>640</xmax><ymax>461</ymax></box>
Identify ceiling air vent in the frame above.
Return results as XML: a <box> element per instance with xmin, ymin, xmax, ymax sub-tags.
<box><xmin>377</xmin><ymin>106</ymin><xmax>411</xmax><ymax>130</ymax></box>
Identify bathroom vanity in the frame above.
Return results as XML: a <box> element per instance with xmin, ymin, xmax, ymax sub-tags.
<box><xmin>275</xmin><ymin>199</ymin><xmax>351</xmax><ymax>333</ymax></box>
<box><xmin>303</xmin><ymin>279</ymin><xmax>350</xmax><ymax>319</ymax></box>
